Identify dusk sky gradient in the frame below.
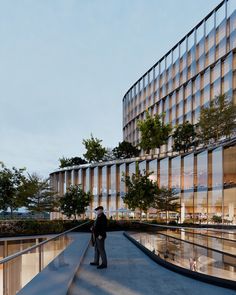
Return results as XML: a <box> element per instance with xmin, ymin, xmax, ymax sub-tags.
<box><xmin>0</xmin><ymin>0</ymin><xmax>220</xmax><ymax>177</ymax></box>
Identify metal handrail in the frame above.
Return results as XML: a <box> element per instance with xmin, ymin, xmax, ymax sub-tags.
<box><xmin>138</xmin><ymin>222</ymin><xmax>236</xmax><ymax>234</ymax></box>
<box><xmin>137</xmin><ymin>222</ymin><xmax>236</xmax><ymax>258</ymax></box>
<box><xmin>0</xmin><ymin>220</ymin><xmax>91</xmax><ymax>264</ymax></box>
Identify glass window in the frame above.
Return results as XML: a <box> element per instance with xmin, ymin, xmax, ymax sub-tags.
<box><xmin>160</xmin><ymin>158</ymin><xmax>169</xmax><ymax>188</ymax></box>
<box><xmin>196</xmin><ymin>23</ymin><xmax>204</xmax><ymax>44</ymax></box>
<box><xmin>183</xmin><ymin>153</ymin><xmax>194</xmax><ymax>191</ymax></box>
<box><xmin>222</xmin><ymin>54</ymin><xmax>232</xmax><ymax>76</ymax></box>
<box><xmin>205</xmin><ymin>14</ymin><xmax>215</xmax><ymax>36</ymax></box>
<box><xmin>173</xmin><ymin>46</ymin><xmax>179</xmax><ymax>64</ymax></box>
<box><xmin>180</xmin><ymin>38</ymin><xmax>187</xmax><ymax>57</ymax></box>
<box><xmin>212</xmin><ymin>61</ymin><xmax>221</xmax><ymax>82</ymax></box>
<box><xmin>216</xmin><ymin>3</ymin><xmax>226</xmax><ymax>28</ymax></box>
<box><xmin>119</xmin><ymin>164</ymin><xmax>126</xmax><ymax>209</ymax></box>
<box><xmin>223</xmin><ymin>145</ymin><xmax>236</xmax><ymax>223</ymax></box>
<box><xmin>160</xmin><ymin>59</ymin><xmax>165</xmax><ymax>74</ymax></box>
<box><xmin>171</xmin><ymin>156</ymin><xmax>181</xmax><ymax>191</ymax></box>
<box><xmin>109</xmin><ymin>165</ymin><xmax>117</xmax><ymax>214</ymax></box>
<box><xmin>197</xmin><ymin>151</ymin><xmax>208</xmax><ymax>190</ymax></box>
<box><xmin>181</xmin><ymin>191</ymin><xmax>194</xmax><ymax>222</ymax></box>
<box><xmin>222</xmin><ymin>72</ymin><xmax>232</xmax><ymax>95</ymax></box>
<box><xmin>166</xmin><ymin>53</ymin><xmax>172</xmax><ymax>68</ymax></box>
<box><xmin>129</xmin><ymin>162</ymin><xmax>137</xmax><ymax>177</ymax></box>
<box><xmin>212</xmin><ymin>147</ymin><xmax>223</xmax><ymax>190</ymax></box>
<box><xmin>100</xmin><ymin>166</ymin><xmax>107</xmax><ymax>209</ymax></box>
<box><xmin>148</xmin><ymin>159</ymin><xmax>158</xmax><ymax>182</ymax></box>
<box><xmin>139</xmin><ymin>161</ymin><xmax>146</xmax><ymax>175</ymax></box>
<box><xmin>92</xmin><ymin>168</ymin><xmax>98</xmax><ymax>209</ymax></box>
<box><xmin>187</xmin><ymin>31</ymin><xmax>195</xmax><ymax>50</ymax></box>
<box><xmin>85</xmin><ymin>168</ymin><xmax>90</xmax><ymax>193</ymax></box>
<box><xmin>154</xmin><ymin>64</ymin><xmax>159</xmax><ymax>79</ymax></box>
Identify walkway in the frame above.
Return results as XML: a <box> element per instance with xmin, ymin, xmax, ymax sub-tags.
<box><xmin>69</xmin><ymin>232</ymin><xmax>236</xmax><ymax>295</ymax></box>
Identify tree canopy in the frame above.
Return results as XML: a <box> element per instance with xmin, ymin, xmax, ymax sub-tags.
<box><xmin>0</xmin><ymin>163</ymin><xmax>27</xmax><ymax>217</ymax></box>
<box><xmin>172</xmin><ymin>121</ymin><xmax>196</xmax><ymax>153</ymax></box>
<box><xmin>59</xmin><ymin>156</ymin><xmax>87</xmax><ymax>168</ymax></box>
<box><xmin>122</xmin><ymin>170</ymin><xmax>159</xmax><ymax>220</ymax></box>
<box><xmin>60</xmin><ymin>184</ymin><xmax>92</xmax><ymax>219</ymax></box>
<box><xmin>113</xmin><ymin>141</ymin><xmax>140</xmax><ymax>159</ymax></box>
<box><xmin>198</xmin><ymin>94</ymin><xmax>236</xmax><ymax>144</ymax></box>
<box><xmin>152</xmin><ymin>188</ymin><xmax>180</xmax><ymax>221</ymax></box>
<box><xmin>22</xmin><ymin>173</ymin><xmax>58</xmax><ymax>213</ymax></box>
<box><xmin>83</xmin><ymin>134</ymin><xmax>107</xmax><ymax>163</ymax></box>
<box><xmin>137</xmin><ymin>111</ymin><xmax>172</xmax><ymax>153</ymax></box>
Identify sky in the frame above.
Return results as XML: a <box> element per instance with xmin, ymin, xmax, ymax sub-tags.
<box><xmin>0</xmin><ymin>0</ymin><xmax>220</xmax><ymax>177</ymax></box>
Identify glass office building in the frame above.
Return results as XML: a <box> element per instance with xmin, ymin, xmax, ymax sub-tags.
<box><xmin>50</xmin><ymin>1</ymin><xmax>236</xmax><ymax>224</ymax></box>
<box><xmin>50</xmin><ymin>140</ymin><xmax>236</xmax><ymax>223</ymax></box>
<box><xmin>123</xmin><ymin>0</ymin><xmax>236</xmax><ymax>155</ymax></box>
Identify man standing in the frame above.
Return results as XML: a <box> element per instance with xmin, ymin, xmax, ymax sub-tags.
<box><xmin>90</xmin><ymin>206</ymin><xmax>108</xmax><ymax>269</ymax></box>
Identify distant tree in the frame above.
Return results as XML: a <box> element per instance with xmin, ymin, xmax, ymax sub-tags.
<box><xmin>152</xmin><ymin>188</ymin><xmax>180</xmax><ymax>223</ymax></box>
<box><xmin>22</xmin><ymin>173</ymin><xmax>58</xmax><ymax>213</ymax></box>
<box><xmin>102</xmin><ymin>148</ymin><xmax>116</xmax><ymax>162</ymax></box>
<box><xmin>137</xmin><ymin>111</ymin><xmax>172</xmax><ymax>154</ymax></box>
<box><xmin>172</xmin><ymin>121</ymin><xmax>196</xmax><ymax>153</ymax></box>
<box><xmin>60</xmin><ymin>185</ymin><xmax>92</xmax><ymax>220</ymax></box>
<box><xmin>113</xmin><ymin>141</ymin><xmax>140</xmax><ymax>159</ymax></box>
<box><xmin>122</xmin><ymin>169</ymin><xmax>159</xmax><ymax>220</ymax></box>
<box><xmin>59</xmin><ymin>156</ymin><xmax>87</xmax><ymax>168</ymax></box>
<box><xmin>0</xmin><ymin>163</ymin><xmax>26</xmax><ymax>218</ymax></box>
<box><xmin>198</xmin><ymin>94</ymin><xmax>236</xmax><ymax>144</ymax></box>
<box><xmin>83</xmin><ymin>134</ymin><xmax>107</xmax><ymax>163</ymax></box>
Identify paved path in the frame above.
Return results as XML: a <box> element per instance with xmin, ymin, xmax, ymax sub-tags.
<box><xmin>70</xmin><ymin>232</ymin><xmax>236</xmax><ymax>295</ymax></box>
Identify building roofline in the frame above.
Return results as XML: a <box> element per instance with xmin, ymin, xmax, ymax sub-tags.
<box><xmin>122</xmin><ymin>0</ymin><xmax>227</xmax><ymax>101</ymax></box>
<box><xmin>50</xmin><ymin>136</ymin><xmax>236</xmax><ymax>175</ymax></box>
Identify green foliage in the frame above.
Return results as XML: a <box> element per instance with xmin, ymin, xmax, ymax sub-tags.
<box><xmin>113</xmin><ymin>141</ymin><xmax>140</xmax><ymax>159</ymax></box>
<box><xmin>102</xmin><ymin>148</ymin><xmax>116</xmax><ymax>162</ymax></box>
<box><xmin>137</xmin><ymin>111</ymin><xmax>172</xmax><ymax>153</ymax></box>
<box><xmin>198</xmin><ymin>94</ymin><xmax>236</xmax><ymax>144</ymax></box>
<box><xmin>22</xmin><ymin>173</ymin><xmax>59</xmax><ymax>213</ymax></box>
<box><xmin>122</xmin><ymin>170</ymin><xmax>159</xmax><ymax>219</ymax></box>
<box><xmin>152</xmin><ymin>188</ymin><xmax>180</xmax><ymax>216</ymax></box>
<box><xmin>172</xmin><ymin>121</ymin><xmax>196</xmax><ymax>153</ymax></box>
<box><xmin>211</xmin><ymin>215</ymin><xmax>222</xmax><ymax>224</ymax></box>
<box><xmin>60</xmin><ymin>185</ymin><xmax>92</xmax><ymax>220</ymax></box>
<box><xmin>0</xmin><ymin>163</ymin><xmax>26</xmax><ymax>217</ymax></box>
<box><xmin>83</xmin><ymin>134</ymin><xmax>107</xmax><ymax>163</ymax></box>
<box><xmin>59</xmin><ymin>156</ymin><xmax>87</xmax><ymax>168</ymax></box>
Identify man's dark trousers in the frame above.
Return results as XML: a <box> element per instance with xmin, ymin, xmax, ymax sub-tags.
<box><xmin>94</xmin><ymin>237</ymin><xmax>107</xmax><ymax>266</ymax></box>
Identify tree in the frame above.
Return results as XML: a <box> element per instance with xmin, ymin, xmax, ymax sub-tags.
<box><xmin>172</xmin><ymin>121</ymin><xmax>196</xmax><ymax>153</ymax></box>
<box><xmin>59</xmin><ymin>156</ymin><xmax>87</xmax><ymax>168</ymax></box>
<box><xmin>152</xmin><ymin>188</ymin><xmax>180</xmax><ymax>223</ymax></box>
<box><xmin>60</xmin><ymin>184</ymin><xmax>92</xmax><ymax>220</ymax></box>
<box><xmin>22</xmin><ymin>173</ymin><xmax>58</xmax><ymax>214</ymax></box>
<box><xmin>83</xmin><ymin>134</ymin><xmax>107</xmax><ymax>163</ymax></box>
<box><xmin>198</xmin><ymin>94</ymin><xmax>236</xmax><ymax>145</ymax></box>
<box><xmin>122</xmin><ymin>169</ymin><xmax>159</xmax><ymax>220</ymax></box>
<box><xmin>137</xmin><ymin>111</ymin><xmax>172</xmax><ymax>154</ymax></box>
<box><xmin>113</xmin><ymin>141</ymin><xmax>140</xmax><ymax>159</ymax></box>
<box><xmin>0</xmin><ymin>163</ymin><xmax>26</xmax><ymax>218</ymax></box>
<box><xmin>102</xmin><ymin>148</ymin><xmax>116</xmax><ymax>162</ymax></box>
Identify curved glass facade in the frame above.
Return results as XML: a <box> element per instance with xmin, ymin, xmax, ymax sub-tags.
<box><xmin>50</xmin><ymin>139</ymin><xmax>236</xmax><ymax>223</ymax></box>
<box><xmin>123</xmin><ymin>0</ymin><xmax>236</xmax><ymax>155</ymax></box>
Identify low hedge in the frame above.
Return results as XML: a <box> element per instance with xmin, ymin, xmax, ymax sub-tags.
<box><xmin>0</xmin><ymin>219</ymin><xmax>91</xmax><ymax>237</ymax></box>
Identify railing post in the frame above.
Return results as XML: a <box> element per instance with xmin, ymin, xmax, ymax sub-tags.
<box><xmin>39</xmin><ymin>245</ymin><xmax>42</xmax><ymax>272</ymax></box>
<box><xmin>3</xmin><ymin>240</ymin><xmax>7</xmax><ymax>295</ymax></box>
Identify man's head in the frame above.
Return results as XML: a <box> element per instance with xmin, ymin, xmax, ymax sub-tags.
<box><xmin>95</xmin><ymin>206</ymin><xmax>104</xmax><ymax>215</ymax></box>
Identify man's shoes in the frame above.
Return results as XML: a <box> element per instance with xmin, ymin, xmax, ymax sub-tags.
<box><xmin>90</xmin><ymin>262</ymin><xmax>99</xmax><ymax>266</ymax></box>
<box><xmin>97</xmin><ymin>264</ymin><xmax>107</xmax><ymax>269</ymax></box>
